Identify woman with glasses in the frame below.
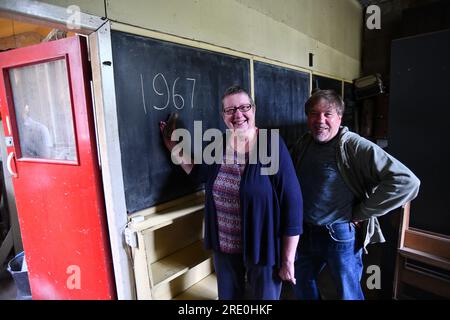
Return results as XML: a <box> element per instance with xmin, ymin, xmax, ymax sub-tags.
<box><xmin>159</xmin><ymin>85</ymin><xmax>303</xmax><ymax>300</ymax></box>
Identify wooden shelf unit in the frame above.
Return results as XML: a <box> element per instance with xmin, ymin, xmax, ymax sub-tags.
<box><xmin>393</xmin><ymin>202</ymin><xmax>450</xmax><ymax>299</ymax></box>
<box><xmin>128</xmin><ymin>194</ymin><xmax>218</xmax><ymax>300</ymax></box>
<box><xmin>151</xmin><ymin>240</ymin><xmax>210</xmax><ymax>286</ymax></box>
<box><xmin>174</xmin><ymin>273</ymin><xmax>218</xmax><ymax>300</ymax></box>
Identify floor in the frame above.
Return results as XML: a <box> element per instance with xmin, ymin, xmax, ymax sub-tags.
<box><xmin>0</xmin><ymin>269</ymin><xmax>17</xmax><ymax>300</ymax></box>
<box><xmin>0</xmin><ymin>268</ymin><xmax>331</xmax><ymax>301</ymax></box>
<box><xmin>0</xmin><ymin>262</ymin><xmax>343</xmax><ymax>301</ymax></box>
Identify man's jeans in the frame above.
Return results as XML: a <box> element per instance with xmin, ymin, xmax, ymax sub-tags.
<box><xmin>294</xmin><ymin>222</ymin><xmax>364</xmax><ymax>300</ymax></box>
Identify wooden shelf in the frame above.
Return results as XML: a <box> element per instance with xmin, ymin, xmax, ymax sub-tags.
<box><xmin>150</xmin><ymin>240</ymin><xmax>211</xmax><ymax>287</ymax></box>
<box><xmin>130</xmin><ymin>194</ymin><xmax>214</xmax><ymax>300</ymax></box>
<box><xmin>128</xmin><ymin>191</ymin><xmax>204</xmax><ymax>219</ymax></box>
<box><xmin>398</xmin><ymin>247</ymin><xmax>450</xmax><ymax>271</ymax></box>
<box><xmin>394</xmin><ymin>203</ymin><xmax>450</xmax><ymax>299</ymax></box>
<box><xmin>129</xmin><ymin>203</ymin><xmax>204</xmax><ymax>232</ymax></box>
<box><xmin>174</xmin><ymin>273</ymin><xmax>218</xmax><ymax>300</ymax></box>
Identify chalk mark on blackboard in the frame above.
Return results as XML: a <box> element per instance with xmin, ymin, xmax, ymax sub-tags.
<box><xmin>172</xmin><ymin>77</ymin><xmax>184</xmax><ymax>110</ymax></box>
<box><xmin>187</xmin><ymin>78</ymin><xmax>196</xmax><ymax>108</ymax></box>
<box><xmin>152</xmin><ymin>73</ymin><xmax>170</xmax><ymax>110</ymax></box>
<box><xmin>140</xmin><ymin>73</ymin><xmax>147</xmax><ymax>114</ymax></box>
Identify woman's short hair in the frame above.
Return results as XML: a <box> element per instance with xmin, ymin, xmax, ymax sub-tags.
<box><xmin>221</xmin><ymin>85</ymin><xmax>255</xmax><ymax>110</ymax></box>
<box><xmin>305</xmin><ymin>89</ymin><xmax>345</xmax><ymax>116</ymax></box>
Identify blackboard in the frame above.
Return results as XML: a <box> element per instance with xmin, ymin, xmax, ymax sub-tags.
<box><xmin>111</xmin><ymin>31</ymin><xmax>250</xmax><ymax>213</ymax></box>
<box><xmin>254</xmin><ymin>62</ymin><xmax>310</xmax><ymax>149</ymax></box>
<box><xmin>389</xmin><ymin>29</ymin><xmax>450</xmax><ymax>236</ymax></box>
<box><xmin>312</xmin><ymin>74</ymin><xmax>342</xmax><ymax>95</ymax></box>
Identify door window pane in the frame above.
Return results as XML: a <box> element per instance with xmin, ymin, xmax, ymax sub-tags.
<box><xmin>9</xmin><ymin>59</ymin><xmax>77</xmax><ymax>161</ymax></box>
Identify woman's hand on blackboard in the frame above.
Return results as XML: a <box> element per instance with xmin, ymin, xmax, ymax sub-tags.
<box><xmin>159</xmin><ymin>117</ymin><xmax>194</xmax><ymax>175</ymax></box>
<box><xmin>159</xmin><ymin>120</ymin><xmax>177</xmax><ymax>152</ymax></box>
<box><xmin>160</xmin><ymin>112</ymin><xmax>179</xmax><ymax>151</ymax></box>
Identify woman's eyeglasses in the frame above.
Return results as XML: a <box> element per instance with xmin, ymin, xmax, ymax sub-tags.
<box><xmin>223</xmin><ymin>104</ymin><xmax>252</xmax><ymax>115</ymax></box>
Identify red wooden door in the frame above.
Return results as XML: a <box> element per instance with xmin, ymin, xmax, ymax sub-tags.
<box><xmin>0</xmin><ymin>36</ymin><xmax>116</xmax><ymax>299</ymax></box>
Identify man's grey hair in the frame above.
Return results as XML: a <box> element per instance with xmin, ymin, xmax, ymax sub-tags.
<box><xmin>305</xmin><ymin>89</ymin><xmax>345</xmax><ymax>116</ymax></box>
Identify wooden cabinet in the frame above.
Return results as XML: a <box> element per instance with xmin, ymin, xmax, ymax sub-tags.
<box><xmin>126</xmin><ymin>193</ymin><xmax>217</xmax><ymax>300</ymax></box>
<box><xmin>394</xmin><ymin>203</ymin><xmax>450</xmax><ymax>299</ymax></box>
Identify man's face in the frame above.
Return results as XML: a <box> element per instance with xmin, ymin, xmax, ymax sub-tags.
<box><xmin>307</xmin><ymin>99</ymin><xmax>342</xmax><ymax>143</ymax></box>
<box><xmin>222</xmin><ymin>92</ymin><xmax>255</xmax><ymax>132</ymax></box>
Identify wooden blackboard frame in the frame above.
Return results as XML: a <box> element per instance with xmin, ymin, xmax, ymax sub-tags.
<box><xmin>109</xmin><ymin>23</ymin><xmax>256</xmax><ymax>217</ymax></box>
<box><xmin>111</xmin><ymin>30</ymin><xmax>251</xmax><ymax>213</ymax></box>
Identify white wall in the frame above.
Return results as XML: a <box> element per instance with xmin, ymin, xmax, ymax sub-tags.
<box><xmin>40</xmin><ymin>0</ymin><xmax>362</xmax><ymax>80</ymax></box>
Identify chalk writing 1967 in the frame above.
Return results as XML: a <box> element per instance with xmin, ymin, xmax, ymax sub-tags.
<box><xmin>140</xmin><ymin>73</ymin><xmax>196</xmax><ymax>112</ymax></box>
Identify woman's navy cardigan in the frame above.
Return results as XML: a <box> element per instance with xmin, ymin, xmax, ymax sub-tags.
<box><xmin>189</xmin><ymin>133</ymin><xmax>303</xmax><ymax>267</ymax></box>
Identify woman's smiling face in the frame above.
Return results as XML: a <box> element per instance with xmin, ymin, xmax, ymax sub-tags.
<box><xmin>222</xmin><ymin>92</ymin><xmax>256</xmax><ymax>132</ymax></box>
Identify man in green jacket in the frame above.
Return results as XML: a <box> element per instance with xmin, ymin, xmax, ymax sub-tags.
<box><xmin>291</xmin><ymin>89</ymin><xmax>420</xmax><ymax>300</ymax></box>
